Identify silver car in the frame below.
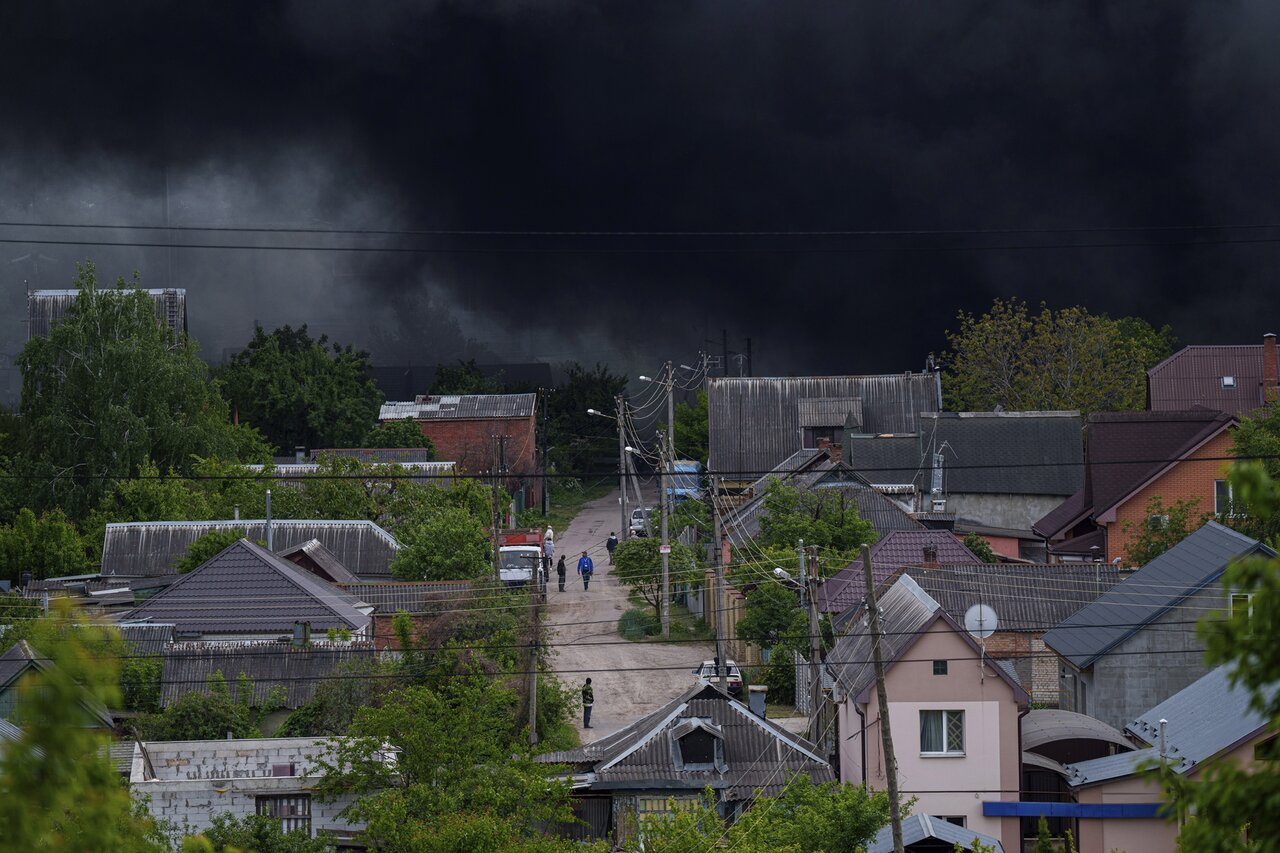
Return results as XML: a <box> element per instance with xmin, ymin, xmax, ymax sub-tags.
<box><xmin>629</xmin><ymin>506</ymin><xmax>654</xmax><ymax>537</ymax></box>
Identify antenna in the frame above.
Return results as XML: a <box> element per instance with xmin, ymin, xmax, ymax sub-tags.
<box><xmin>963</xmin><ymin>603</ymin><xmax>998</xmax><ymax>639</ymax></box>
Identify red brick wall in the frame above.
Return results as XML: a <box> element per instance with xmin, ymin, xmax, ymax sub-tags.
<box><xmin>416</xmin><ymin>415</ymin><xmax>541</xmax><ymax>503</ymax></box>
<box><xmin>981</xmin><ymin>535</ymin><xmax>1021</xmax><ymax>560</ymax></box>
<box><xmin>373</xmin><ymin>613</ymin><xmax>437</xmax><ymax>650</ymax></box>
<box><xmin>1105</xmin><ymin>428</ymin><xmax>1234</xmax><ymax>563</ymax></box>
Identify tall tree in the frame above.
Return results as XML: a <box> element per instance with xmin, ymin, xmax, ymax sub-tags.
<box><xmin>941</xmin><ymin>298</ymin><xmax>1176</xmax><ymax>413</ymax></box>
<box><xmin>362</xmin><ymin>418</ymin><xmax>437</xmax><ymax>454</ymax></box>
<box><xmin>430</xmin><ymin>359</ymin><xmax>506</xmax><ymax>395</ymax></box>
<box><xmin>1231</xmin><ymin>402</ymin><xmax>1280</xmax><ymax>545</ymax></box>
<box><xmin>544</xmin><ymin>362</ymin><xmax>628</xmax><ymax>475</ymax></box>
<box><xmin>219</xmin><ymin>324</ymin><xmax>383</xmax><ymax>453</ymax></box>
<box><xmin>17</xmin><ymin>264</ymin><xmax>266</xmax><ymax>517</ymax></box>
<box><xmin>673</xmin><ymin>389</ymin><xmax>709</xmax><ymax>464</ymax></box>
<box><xmin>612</xmin><ymin>537</ymin><xmax>702</xmax><ymax>621</ymax></box>
<box><xmin>0</xmin><ymin>507</ymin><xmax>88</xmax><ymax>584</ymax></box>
<box><xmin>757</xmin><ymin>480</ymin><xmax>877</xmax><ymax>558</ymax></box>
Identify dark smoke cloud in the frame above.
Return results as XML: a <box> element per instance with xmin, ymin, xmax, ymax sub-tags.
<box><xmin>2</xmin><ymin>1</ymin><xmax>1278</xmax><ymax>384</ymax></box>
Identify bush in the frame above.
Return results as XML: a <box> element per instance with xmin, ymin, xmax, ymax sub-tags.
<box><xmin>760</xmin><ymin>653</ymin><xmax>797</xmax><ymax>706</ymax></box>
<box><xmin>618</xmin><ymin>608</ymin><xmax>660</xmax><ymax>641</ymax></box>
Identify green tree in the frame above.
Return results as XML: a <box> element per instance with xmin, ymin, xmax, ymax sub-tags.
<box><xmin>134</xmin><ymin>672</ymin><xmax>272</xmax><ymax>740</ymax></box>
<box><xmin>1033</xmin><ymin>815</ymin><xmax>1055</xmax><ymax>853</ymax></box>
<box><xmin>17</xmin><ymin>263</ymin><xmax>267</xmax><ymax>517</ymax></box>
<box><xmin>673</xmin><ymin>389</ymin><xmax>709</xmax><ymax>465</ymax></box>
<box><xmin>187</xmin><ymin>812</ymin><xmax>330</xmax><ymax>853</ymax></box>
<box><xmin>277</xmin><ymin>657</ymin><xmax>401</xmax><ymax>737</ymax></box>
<box><xmin>545</xmin><ymin>362</ymin><xmax>628</xmax><ymax>475</ymax></box>
<box><xmin>612</xmin><ymin>537</ymin><xmax>703</xmax><ymax>621</ymax></box>
<box><xmin>362</xmin><ymin>418</ymin><xmax>437</xmax><ymax>454</ymax></box>
<box><xmin>963</xmin><ymin>531</ymin><xmax>997</xmax><ymax>562</ymax></box>
<box><xmin>737</xmin><ymin>582</ymin><xmax>807</xmax><ymax>650</ymax></box>
<box><xmin>942</xmin><ymin>297</ymin><xmax>1175</xmax><ymax>413</ymax></box>
<box><xmin>219</xmin><ymin>324</ymin><xmax>382</xmax><ymax>453</ymax></box>
<box><xmin>175</xmin><ymin>529</ymin><xmax>249</xmax><ymax>574</ymax></box>
<box><xmin>431</xmin><ymin>359</ymin><xmax>506</xmax><ymax>395</ymax></box>
<box><xmin>0</xmin><ymin>507</ymin><xmax>88</xmax><ymax>584</ymax></box>
<box><xmin>1231</xmin><ymin>401</ymin><xmax>1280</xmax><ymax>544</ymax></box>
<box><xmin>1153</xmin><ymin>462</ymin><xmax>1280</xmax><ymax>850</ymax></box>
<box><xmin>391</xmin><ymin>504</ymin><xmax>490</xmax><ymax>581</ymax></box>
<box><xmin>758</xmin><ymin>480</ymin><xmax>877</xmax><ymax>559</ymax></box>
<box><xmin>0</xmin><ymin>605</ymin><xmax>168</xmax><ymax>851</ymax></box>
<box><xmin>1121</xmin><ymin>496</ymin><xmax>1212</xmax><ymax>566</ymax></box>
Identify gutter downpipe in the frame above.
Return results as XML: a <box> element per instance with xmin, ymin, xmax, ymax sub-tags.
<box><xmin>1017</xmin><ymin>704</ymin><xmax>1031</xmax><ymax>840</ymax></box>
<box><xmin>855</xmin><ymin>704</ymin><xmax>868</xmax><ymax>789</ymax></box>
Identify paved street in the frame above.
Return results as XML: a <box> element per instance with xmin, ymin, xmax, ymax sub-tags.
<box><xmin>546</xmin><ymin>488</ymin><xmax>715</xmax><ymax>741</ymax></box>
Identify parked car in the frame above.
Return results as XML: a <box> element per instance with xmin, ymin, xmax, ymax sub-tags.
<box><xmin>693</xmin><ymin>659</ymin><xmax>743</xmax><ymax>696</ymax></box>
<box><xmin>629</xmin><ymin>506</ymin><xmax>654</xmax><ymax>538</ymax></box>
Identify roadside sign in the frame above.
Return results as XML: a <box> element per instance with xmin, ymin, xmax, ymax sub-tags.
<box><xmin>660</xmin><ymin>545</ymin><xmax>671</xmax><ymax>554</ymax></box>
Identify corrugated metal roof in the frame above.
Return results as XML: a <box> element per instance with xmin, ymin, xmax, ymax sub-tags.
<box><xmin>379</xmin><ymin>393</ymin><xmax>536</xmax><ymax>421</ymax></box>
<box><xmin>868</xmin><ymin>814</ymin><xmax>1005</xmax><ymax>853</ymax></box>
<box><xmin>1022</xmin><ymin>709</ymin><xmax>1133</xmax><ymax>753</ymax></box>
<box><xmin>707</xmin><ymin>374</ymin><xmax>941</xmax><ymax>479</ymax></box>
<box><xmin>27</xmin><ymin>288</ymin><xmax>187</xmax><ymax>339</ymax></box>
<box><xmin>1148</xmin><ymin>345</ymin><xmax>1271</xmax><ymax>416</ymax></box>
<box><xmin>121</xmin><ymin>539</ymin><xmax>372</xmax><ymax>636</ymax></box>
<box><xmin>101</xmin><ymin>519</ymin><xmax>400</xmax><ymax>579</ymax></box>
<box><xmin>245</xmin><ymin>461</ymin><xmax>455</xmax><ymax>477</ymax></box>
<box><xmin>117</xmin><ymin>623</ymin><xmax>176</xmax><ymax>656</ymax></box>
<box><xmin>1063</xmin><ymin>747</ymin><xmax>1158</xmax><ymax>787</ymax></box>
<box><xmin>335</xmin><ymin>581</ymin><xmax>471</xmax><ymax>613</ymax></box>
<box><xmin>1042</xmin><ymin>522</ymin><xmax>1272</xmax><ymax>668</ymax></box>
<box><xmin>827</xmin><ymin>575</ymin><xmax>943</xmax><ymax>698</ymax></box>
<box><xmin>277</xmin><ymin>539</ymin><xmax>361</xmax><ymax>584</ymax></box>
<box><xmin>797</xmin><ymin>397</ymin><xmax>862</xmax><ymax>429</ymax></box>
<box><xmin>159</xmin><ymin>643</ymin><xmax>378</xmax><ymax>709</ymax></box>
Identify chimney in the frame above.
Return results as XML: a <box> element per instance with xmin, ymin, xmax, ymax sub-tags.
<box><xmin>294</xmin><ymin>445</ymin><xmax>306</xmax><ymax>464</ymax></box>
<box><xmin>816</xmin><ymin>436</ymin><xmax>831</xmax><ymax>451</ymax></box>
<box><xmin>828</xmin><ymin>442</ymin><xmax>843</xmax><ymax>464</ymax></box>
<box><xmin>922</xmin><ymin>544</ymin><xmax>939</xmax><ymax>568</ymax></box>
<box><xmin>1264</xmin><ymin>333</ymin><xmax>1278</xmax><ymax>403</ymax></box>
<box><xmin>748</xmin><ymin>685</ymin><xmax>768</xmax><ymax>719</ymax></box>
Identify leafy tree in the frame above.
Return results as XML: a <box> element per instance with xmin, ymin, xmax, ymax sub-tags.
<box><xmin>121</xmin><ymin>655</ymin><xmax>163</xmax><ymax>713</ymax></box>
<box><xmin>278</xmin><ymin>657</ymin><xmax>402</xmax><ymax>737</ymax></box>
<box><xmin>175</xmin><ymin>529</ymin><xmax>249</xmax><ymax>574</ymax></box>
<box><xmin>186</xmin><ymin>812</ymin><xmax>330</xmax><ymax>853</ymax></box>
<box><xmin>1231</xmin><ymin>401</ymin><xmax>1280</xmax><ymax>544</ymax></box>
<box><xmin>17</xmin><ymin>264</ymin><xmax>268</xmax><ymax>517</ymax></box>
<box><xmin>941</xmin><ymin>297</ymin><xmax>1175</xmax><ymax>413</ymax></box>
<box><xmin>219</xmin><ymin>323</ymin><xmax>382</xmax><ymax>453</ymax></box>
<box><xmin>431</xmin><ymin>359</ymin><xmax>506</xmax><ymax>395</ymax></box>
<box><xmin>737</xmin><ymin>582</ymin><xmax>807</xmax><ymax>650</ymax></box>
<box><xmin>758</xmin><ymin>480</ymin><xmax>877</xmax><ymax>560</ymax></box>
<box><xmin>963</xmin><ymin>531</ymin><xmax>997</xmax><ymax>562</ymax></box>
<box><xmin>0</xmin><ymin>592</ymin><xmax>41</xmax><ymax>653</ymax></box>
<box><xmin>1121</xmin><ymin>496</ymin><xmax>1212</xmax><ymax>566</ymax></box>
<box><xmin>0</xmin><ymin>604</ymin><xmax>168</xmax><ymax>851</ymax></box>
<box><xmin>362</xmin><ymin>418</ymin><xmax>437</xmax><ymax>454</ymax></box>
<box><xmin>612</xmin><ymin>537</ymin><xmax>703</xmax><ymax>621</ymax></box>
<box><xmin>391</xmin><ymin>504</ymin><xmax>490</xmax><ymax>581</ymax></box>
<box><xmin>1154</xmin><ymin>461</ymin><xmax>1280</xmax><ymax>850</ymax></box>
<box><xmin>545</xmin><ymin>362</ymin><xmax>628</xmax><ymax>475</ymax></box>
<box><xmin>0</xmin><ymin>506</ymin><xmax>88</xmax><ymax>584</ymax></box>
<box><xmin>135</xmin><ymin>671</ymin><xmax>281</xmax><ymax>740</ymax></box>
<box><xmin>673</xmin><ymin>389</ymin><xmax>709</xmax><ymax>465</ymax></box>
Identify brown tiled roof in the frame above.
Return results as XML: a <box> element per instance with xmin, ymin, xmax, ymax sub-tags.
<box><xmin>1148</xmin><ymin>345</ymin><xmax>1270</xmax><ymax>416</ymax></box>
<box><xmin>818</xmin><ymin>530</ymin><xmax>981</xmax><ymax>614</ymax></box>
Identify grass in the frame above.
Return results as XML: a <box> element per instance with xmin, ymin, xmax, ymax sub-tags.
<box><xmin>519</xmin><ymin>477</ymin><xmax>615</xmax><ymax>535</ymax></box>
<box><xmin>618</xmin><ymin>593</ymin><xmax>714</xmax><ymax>644</ymax></box>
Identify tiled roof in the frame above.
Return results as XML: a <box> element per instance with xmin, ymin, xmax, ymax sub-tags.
<box><xmin>868</xmin><ymin>814</ymin><xmax>1005</xmax><ymax>853</ymax></box>
<box><xmin>335</xmin><ymin>581</ymin><xmax>471</xmax><ymax>613</ymax></box>
<box><xmin>536</xmin><ymin>682</ymin><xmax>832</xmax><ymax>800</ymax></box>
<box><xmin>159</xmin><ymin>643</ymin><xmax>378</xmax><ymax>709</ymax></box>
<box><xmin>121</xmin><ymin>539</ymin><xmax>372</xmax><ymax>636</ymax></box>
<box><xmin>707</xmin><ymin>374</ymin><xmax>942</xmax><ymax>479</ymax></box>
<box><xmin>817</xmin><ymin>530</ymin><xmax>981</xmax><ymax>614</ymax></box>
<box><xmin>1148</xmin><ymin>344</ymin><xmax>1272</xmax><ymax>416</ymax></box>
<box><xmin>379</xmin><ymin>393</ymin><xmax>536</xmax><ymax>421</ymax></box>
<box><xmin>101</xmin><ymin>519</ymin><xmax>400</xmax><ymax>579</ymax></box>
<box><xmin>1043</xmin><ymin>522</ymin><xmax>1272</xmax><ymax>669</ymax></box>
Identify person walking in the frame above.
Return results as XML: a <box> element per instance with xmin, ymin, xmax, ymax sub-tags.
<box><xmin>577</xmin><ymin>550</ymin><xmax>594</xmax><ymax>590</ymax></box>
<box><xmin>543</xmin><ymin>532</ymin><xmax>555</xmax><ymax>579</ymax></box>
<box><xmin>556</xmin><ymin>554</ymin><xmax>567</xmax><ymax>593</ymax></box>
<box><xmin>605</xmin><ymin>532</ymin><xmax>618</xmax><ymax>565</ymax></box>
<box><xmin>581</xmin><ymin>678</ymin><xmax>594</xmax><ymax>728</ymax></box>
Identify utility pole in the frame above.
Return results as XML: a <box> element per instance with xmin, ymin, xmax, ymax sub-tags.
<box><xmin>862</xmin><ymin>543</ymin><xmax>904</xmax><ymax>853</ymax></box>
<box><xmin>528</xmin><ymin>594</ymin><xmax>541</xmax><ymax>746</ymax></box>
<box><xmin>666</xmin><ymin>362</ymin><xmax>676</xmax><ymax>467</ymax></box>
<box><xmin>490</xmin><ymin>435</ymin><xmax>504</xmax><ymax>585</ymax></box>
<box><xmin>712</xmin><ymin>476</ymin><xmax>727</xmax><ymax>691</ymax></box>
<box><xmin>745</xmin><ymin>337</ymin><xmax>752</xmax><ymax>377</ymax></box>
<box><xmin>659</xmin><ymin>431</ymin><xmax>671</xmax><ymax>638</ymax></box>
<box><xmin>539</xmin><ymin>387</ymin><xmax>550</xmax><ymax>516</ymax></box>
<box><xmin>806</xmin><ymin>544</ymin><xmax>823</xmax><ymax>745</ymax></box>
<box><xmin>615</xmin><ymin>396</ymin><xmax>629</xmax><ymax>539</ymax></box>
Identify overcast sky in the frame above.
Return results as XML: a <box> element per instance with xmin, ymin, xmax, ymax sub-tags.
<box><xmin>2</xmin><ymin>1</ymin><xmax>1278</xmax><ymax>380</ymax></box>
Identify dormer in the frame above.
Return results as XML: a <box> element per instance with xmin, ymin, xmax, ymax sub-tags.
<box><xmin>670</xmin><ymin>717</ymin><xmax>727</xmax><ymax>772</ymax></box>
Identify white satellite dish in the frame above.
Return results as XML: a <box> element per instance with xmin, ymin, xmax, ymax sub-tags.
<box><xmin>964</xmin><ymin>604</ymin><xmax>998</xmax><ymax>639</ymax></box>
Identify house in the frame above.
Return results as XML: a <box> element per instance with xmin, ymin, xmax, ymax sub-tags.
<box><xmin>27</xmin><ymin>287</ymin><xmax>187</xmax><ymax>339</ymax></box>
<box><xmin>0</xmin><ymin>640</ymin><xmax>115</xmax><ymax>729</ymax></box>
<box><xmin>828</xmin><ymin>575</ymin><xmax>1028</xmax><ymax>851</ymax></box>
<box><xmin>867</xmin><ymin>814</ymin><xmax>1006</xmax><ymax>853</ymax></box>
<box><xmin>1032</xmin><ymin>409</ymin><xmax>1236</xmax><ymax>563</ymax></box>
<box><xmin>120</xmin><ymin>539</ymin><xmax>374</xmax><ymax>643</ymax></box>
<box><xmin>706</xmin><ymin>373</ymin><xmax>942</xmax><ymax>485</ymax></box>
<box><xmin>846</xmin><ymin>411</ymin><xmax>1084</xmax><ymax>561</ymax></box>
<box><xmin>1041</xmin><ymin>521</ymin><xmax>1272</xmax><ymax>729</ymax></box>
<box><xmin>378</xmin><ymin>392</ymin><xmax>541</xmax><ymax>510</ymax></box>
<box><xmin>335</xmin><ymin>580</ymin><xmax>471</xmax><ymax>650</ymax></box>
<box><xmin>1147</xmin><ymin>332</ymin><xmax>1279</xmax><ymax>416</ymax></box>
<box><xmin>101</xmin><ymin>519</ymin><xmax>401</xmax><ymax>580</ymax></box>
<box><xmin>817</xmin><ymin>529</ymin><xmax>982</xmax><ymax>616</ymax></box>
<box><xmin>129</xmin><ymin>736</ymin><xmax>379</xmax><ymax>844</ymax></box>
<box><xmin>534</xmin><ymin>682</ymin><xmax>833</xmax><ymax>845</ymax></box>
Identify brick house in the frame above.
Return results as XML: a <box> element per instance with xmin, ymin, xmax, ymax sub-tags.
<box><xmin>1032</xmin><ymin>409</ymin><xmax>1236</xmax><ymax>564</ymax></box>
<box><xmin>379</xmin><ymin>393</ymin><xmax>541</xmax><ymax>510</ymax></box>
<box><xmin>1147</xmin><ymin>332</ymin><xmax>1279</xmax><ymax>416</ymax></box>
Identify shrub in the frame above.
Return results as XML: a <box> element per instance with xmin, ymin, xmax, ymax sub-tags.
<box><xmin>618</xmin><ymin>608</ymin><xmax>659</xmax><ymax>641</ymax></box>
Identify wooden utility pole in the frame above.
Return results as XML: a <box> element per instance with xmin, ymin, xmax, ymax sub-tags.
<box><xmin>711</xmin><ymin>476</ymin><xmax>727</xmax><ymax>691</ymax></box>
<box><xmin>615</xmin><ymin>396</ymin><xmax>629</xmax><ymax>539</ymax></box>
<box><xmin>805</xmin><ymin>544</ymin><xmax>823</xmax><ymax>745</ymax></box>
<box><xmin>658</xmin><ymin>431</ymin><xmax>670</xmax><ymax>638</ymax></box>
<box><xmin>490</xmin><ymin>435</ymin><xmax>503</xmax><ymax>585</ymax></box>
<box><xmin>862</xmin><ymin>543</ymin><xmax>904</xmax><ymax>853</ymax></box>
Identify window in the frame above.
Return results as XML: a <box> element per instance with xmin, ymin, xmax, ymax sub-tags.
<box><xmin>933</xmin><ymin>660</ymin><xmax>948</xmax><ymax>676</ymax></box>
<box><xmin>802</xmin><ymin>426</ymin><xmax>840</xmax><ymax>449</ymax></box>
<box><xmin>1222</xmin><ymin>376</ymin><xmax>1237</xmax><ymax>388</ymax></box>
<box><xmin>1231</xmin><ymin>593</ymin><xmax>1253</xmax><ymax>621</ymax></box>
<box><xmin>1149</xmin><ymin>514</ymin><xmax>1170</xmax><ymax>530</ymax></box>
<box><xmin>257</xmin><ymin>794</ymin><xmax>311</xmax><ymax>835</ymax></box>
<box><xmin>1216</xmin><ymin>480</ymin><xmax>1235</xmax><ymax>516</ymax></box>
<box><xmin>679</xmin><ymin>729</ymin><xmax>717</xmax><ymax>765</ymax></box>
<box><xmin>940</xmin><ymin>816</ymin><xmax>967</xmax><ymax>827</ymax></box>
<box><xmin>920</xmin><ymin>710</ymin><xmax>965</xmax><ymax>755</ymax></box>
<box><xmin>1256</xmin><ymin>736</ymin><xmax>1280</xmax><ymax>761</ymax></box>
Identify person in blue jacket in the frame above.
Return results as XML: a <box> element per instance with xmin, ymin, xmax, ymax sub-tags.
<box><xmin>577</xmin><ymin>551</ymin><xmax>594</xmax><ymax>590</ymax></box>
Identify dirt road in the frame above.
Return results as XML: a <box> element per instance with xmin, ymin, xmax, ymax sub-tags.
<box><xmin>545</xmin><ymin>488</ymin><xmax>714</xmax><ymax>741</ymax></box>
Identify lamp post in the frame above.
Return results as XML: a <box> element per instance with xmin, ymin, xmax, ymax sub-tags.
<box><xmin>588</xmin><ymin>401</ymin><xmax>628</xmax><ymax>540</ymax></box>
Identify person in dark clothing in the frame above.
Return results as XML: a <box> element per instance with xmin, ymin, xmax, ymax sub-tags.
<box><xmin>556</xmin><ymin>554</ymin><xmax>567</xmax><ymax>592</ymax></box>
<box><xmin>581</xmin><ymin>678</ymin><xmax>594</xmax><ymax>728</ymax></box>
<box><xmin>577</xmin><ymin>551</ymin><xmax>594</xmax><ymax>590</ymax></box>
<box><xmin>606</xmin><ymin>532</ymin><xmax>618</xmax><ymax>564</ymax></box>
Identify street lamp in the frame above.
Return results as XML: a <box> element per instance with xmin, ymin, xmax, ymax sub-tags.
<box><xmin>588</xmin><ymin>403</ymin><xmax>629</xmax><ymax>539</ymax></box>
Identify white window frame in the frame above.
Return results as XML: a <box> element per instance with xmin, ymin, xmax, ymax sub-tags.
<box><xmin>919</xmin><ymin>709</ymin><xmax>965</xmax><ymax>756</ymax></box>
<box><xmin>1215</xmin><ymin>480</ymin><xmax>1235</xmax><ymax>517</ymax></box>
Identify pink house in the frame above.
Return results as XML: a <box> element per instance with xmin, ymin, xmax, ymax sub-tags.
<box><xmin>828</xmin><ymin>575</ymin><xmax>1028</xmax><ymax>852</ymax></box>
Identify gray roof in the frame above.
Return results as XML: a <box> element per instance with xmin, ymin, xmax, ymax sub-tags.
<box><xmin>159</xmin><ymin>643</ymin><xmax>378</xmax><ymax>709</ymax></box>
<box><xmin>845</xmin><ymin>433</ymin><xmax>922</xmax><ymax>486</ymax></box>
<box><xmin>117</xmin><ymin>623</ymin><xmax>176</xmax><ymax>656</ymax></box>
<box><xmin>707</xmin><ymin>374</ymin><xmax>941</xmax><ymax>479</ymax></box>
<box><xmin>27</xmin><ymin>288</ymin><xmax>187</xmax><ymax>339</ymax></box>
<box><xmin>819</xmin><ymin>531</ymin><xmax>982</xmax><ymax>615</ymax></box>
<box><xmin>245</xmin><ymin>461</ymin><xmax>455</xmax><ymax>478</ymax></box>
<box><xmin>0</xmin><ymin>718</ymin><xmax>21</xmax><ymax>743</ymax></box>
<box><xmin>1042</xmin><ymin>522</ymin><xmax>1273</xmax><ymax>669</ymax></box>
<box><xmin>1022</xmin><ymin>709</ymin><xmax>1133</xmax><ymax>753</ymax></box>
<box><xmin>336</xmin><ymin>581</ymin><xmax>471</xmax><ymax>614</ymax></box>
<box><xmin>0</xmin><ymin>640</ymin><xmax>115</xmax><ymax>727</ymax></box>
<box><xmin>535</xmin><ymin>682</ymin><xmax>832</xmax><ymax>800</ymax></box>
<box><xmin>868</xmin><ymin>814</ymin><xmax>1005</xmax><ymax>853</ymax></box>
<box><xmin>277</xmin><ymin>539</ymin><xmax>361</xmax><ymax>584</ymax></box>
<box><xmin>379</xmin><ymin>392</ymin><xmax>536</xmax><ymax>421</ymax></box>
<box><xmin>1063</xmin><ymin>747</ymin><xmax>1158</xmax><ymax>787</ymax></box>
<box><xmin>121</xmin><ymin>539</ymin><xmax>372</xmax><ymax>636</ymax></box>
<box><xmin>101</xmin><ymin>519</ymin><xmax>401</xmax><ymax>579</ymax></box>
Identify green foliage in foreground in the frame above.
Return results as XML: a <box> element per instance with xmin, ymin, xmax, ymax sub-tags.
<box><xmin>183</xmin><ymin>812</ymin><xmax>329</xmax><ymax>853</ymax></box>
<box><xmin>362</xmin><ymin>418</ymin><xmax>437</xmax><ymax>454</ymax></box>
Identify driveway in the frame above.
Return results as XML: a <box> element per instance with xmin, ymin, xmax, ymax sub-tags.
<box><xmin>545</xmin><ymin>488</ymin><xmax>714</xmax><ymax>741</ymax></box>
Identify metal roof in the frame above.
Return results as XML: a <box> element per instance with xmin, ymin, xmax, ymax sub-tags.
<box><xmin>117</xmin><ymin>623</ymin><xmax>176</xmax><ymax>656</ymax></box>
<box><xmin>379</xmin><ymin>392</ymin><xmax>536</xmax><ymax>421</ymax></box>
<box><xmin>1148</xmin><ymin>344</ymin><xmax>1272</xmax><ymax>416</ymax></box>
<box><xmin>1062</xmin><ymin>748</ymin><xmax>1158</xmax><ymax>787</ymax></box>
<box><xmin>868</xmin><ymin>814</ymin><xmax>1005</xmax><ymax>853</ymax></box>
<box><xmin>827</xmin><ymin>575</ymin><xmax>943</xmax><ymax>699</ymax></box>
<box><xmin>101</xmin><ymin>519</ymin><xmax>400</xmax><ymax>579</ymax></box>
<box><xmin>276</xmin><ymin>539</ymin><xmax>361</xmax><ymax>584</ymax></box>
<box><xmin>818</xmin><ymin>531</ymin><xmax>982</xmax><ymax>614</ymax></box>
<box><xmin>797</xmin><ymin>397</ymin><xmax>863</xmax><ymax>429</ymax></box>
<box><xmin>121</xmin><ymin>539</ymin><xmax>372</xmax><ymax>636</ymax></box>
<box><xmin>707</xmin><ymin>374</ymin><xmax>941</xmax><ymax>479</ymax></box>
<box><xmin>159</xmin><ymin>643</ymin><xmax>377</xmax><ymax>709</ymax></box>
<box><xmin>1042</xmin><ymin>522</ymin><xmax>1272</xmax><ymax>669</ymax></box>
<box><xmin>1022</xmin><ymin>709</ymin><xmax>1133</xmax><ymax>753</ymax></box>
<box><xmin>335</xmin><ymin>580</ymin><xmax>471</xmax><ymax>613</ymax></box>
<box><xmin>27</xmin><ymin>288</ymin><xmax>187</xmax><ymax>339</ymax></box>
<box><xmin>245</xmin><ymin>461</ymin><xmax>455</xmax><ymax>477</ymax></box>
<box><xmin>535</xmin><ymin>682</ymin><xmax>832</xmax><ymax>800</ymax></box>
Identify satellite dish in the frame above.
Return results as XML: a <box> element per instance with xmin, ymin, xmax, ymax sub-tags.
<box><xmin>964</xmin><ymin>604</ymin><xmax>998</xmax><ymax>639</ymax></box>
